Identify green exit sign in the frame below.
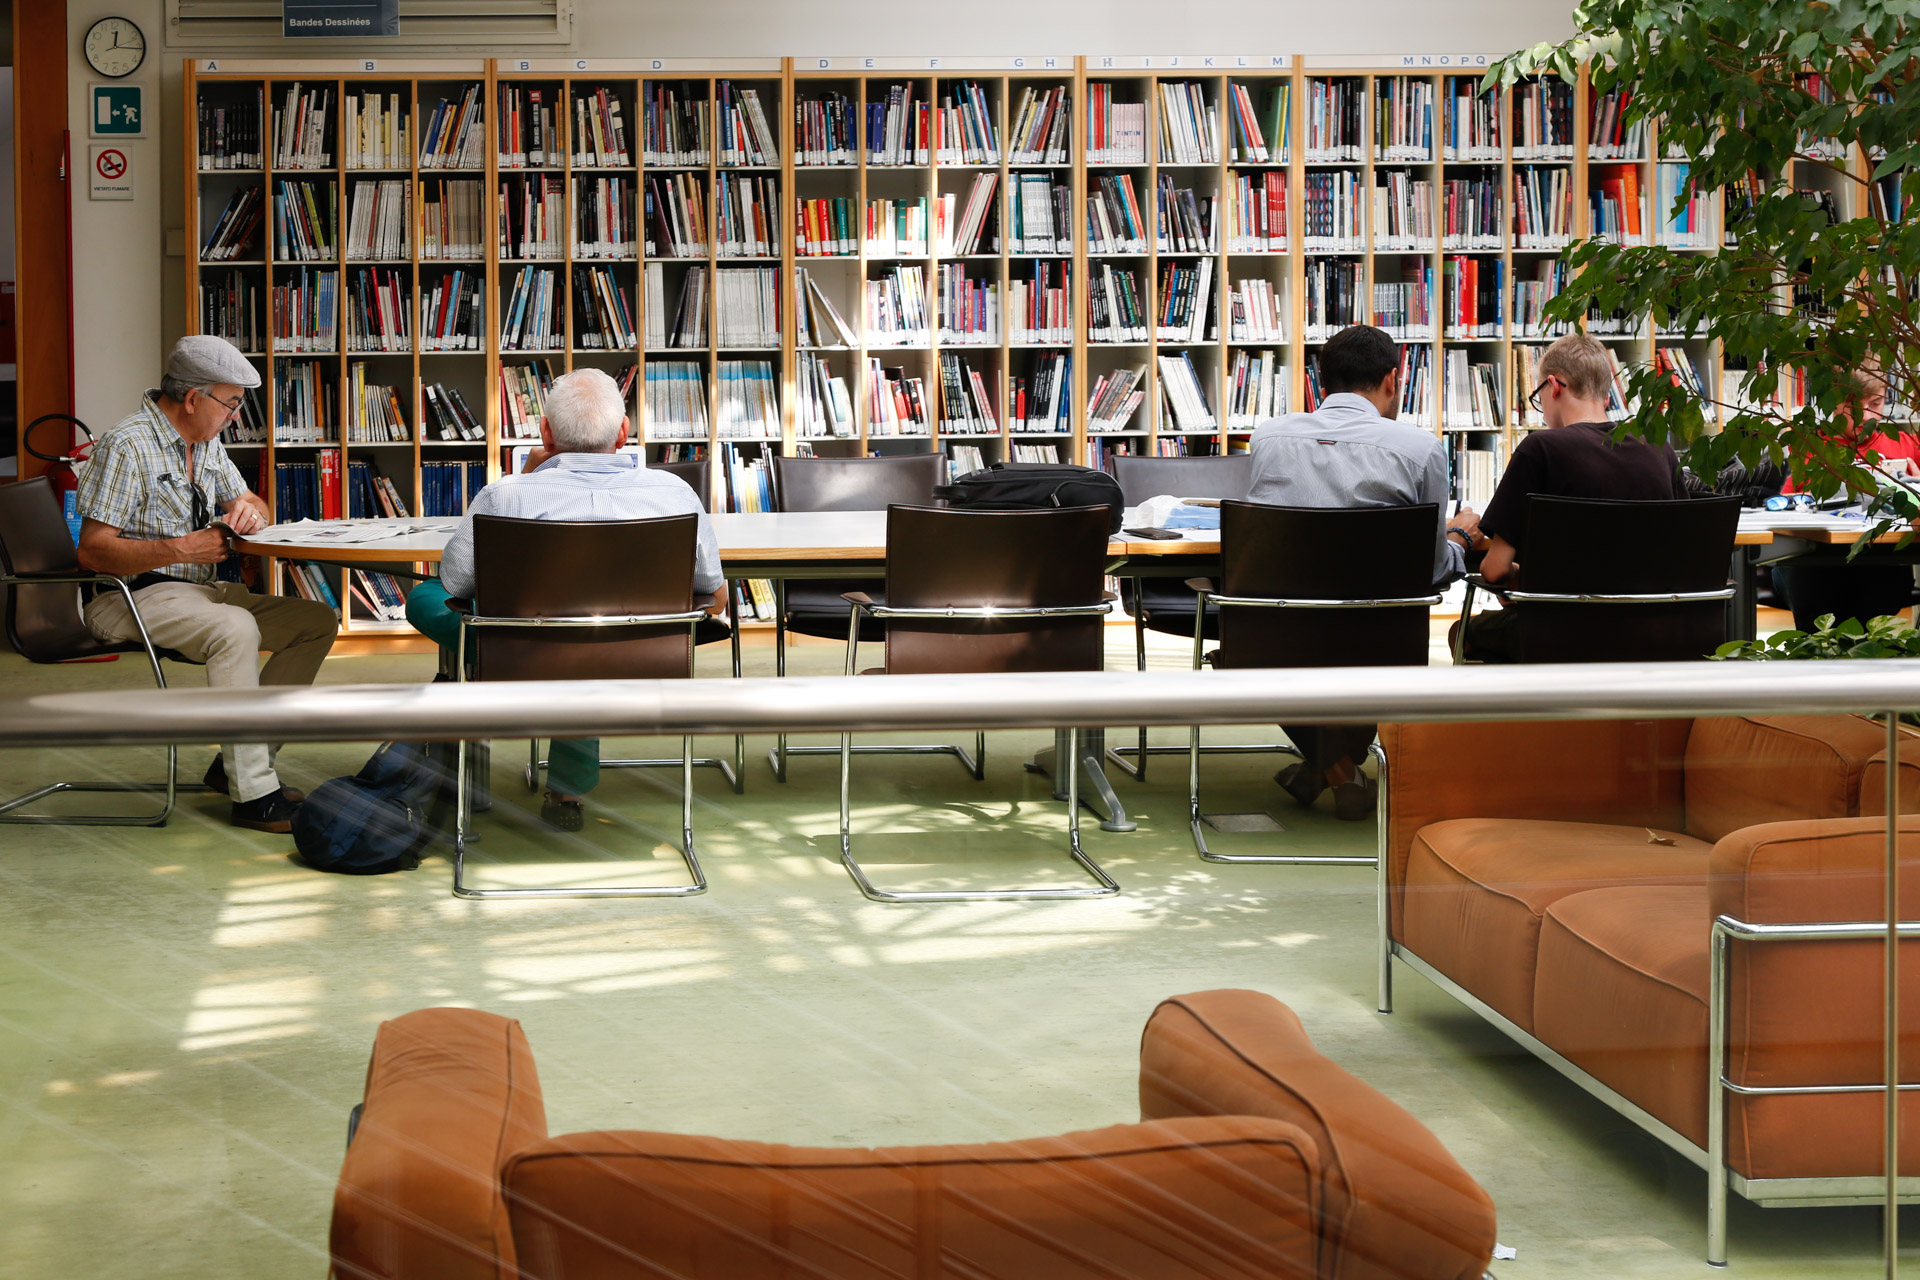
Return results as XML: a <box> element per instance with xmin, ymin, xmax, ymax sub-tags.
<box><xmin>90</xmin><ymin>84</ymin><xmax>144</xmax><ymax>138</ymax></box>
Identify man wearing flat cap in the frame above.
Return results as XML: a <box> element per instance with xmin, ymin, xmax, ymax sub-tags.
<box><xmin>75</xmin><ymin>335</ymin><xmax>338</xmax><ymax>832</ymax></box>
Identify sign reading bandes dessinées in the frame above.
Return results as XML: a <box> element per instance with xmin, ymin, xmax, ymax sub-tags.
<box><xmin>283</xmin><ymin>0</ymin><xmax>399</xmax><ymax>38</ymax></box>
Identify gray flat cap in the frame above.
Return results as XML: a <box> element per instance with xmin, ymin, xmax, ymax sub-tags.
<box><xmin>166</xmin><ymin>334</ymin><xmax>262</xmax><ymax>389</ymax></box>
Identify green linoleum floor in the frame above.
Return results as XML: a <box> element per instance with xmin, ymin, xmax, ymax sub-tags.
<box><xmin>0</xmin><ymin>630</ymin><xmax>1901</xmax><ymax>1277</ymax></box>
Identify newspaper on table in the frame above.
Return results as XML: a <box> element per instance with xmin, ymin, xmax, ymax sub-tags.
<box><xmin>240</xmin><ymin>517</ymin><xmax>460</xmax><ymax>546</ymax></box>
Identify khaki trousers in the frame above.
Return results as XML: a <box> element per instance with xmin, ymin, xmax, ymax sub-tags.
<box><xmin>84</xmin><ymin>581</ymin><xmax>339</xmax><ymax>802</ymax></box>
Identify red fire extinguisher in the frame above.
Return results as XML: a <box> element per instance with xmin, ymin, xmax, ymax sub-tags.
<box><xmin>24</xmin><ymin>414</ymin><xmax>94</xmax><ymax>495</ymax></box>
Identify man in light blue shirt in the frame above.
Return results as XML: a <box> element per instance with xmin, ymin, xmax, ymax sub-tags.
<box><xmin>1245</xmin><ymin>324</ymin><xmax>1481</xmax><ymax>819</ymax></box>
<box><xmin>407</xmin><ymin>367</ymin><xmax>724</xmax><ymax>829</ymax></box>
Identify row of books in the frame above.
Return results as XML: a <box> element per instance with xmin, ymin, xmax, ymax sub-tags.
<box><xmin>274</xmin><ymin>179</ymin><xmax>334</xmax><ymax>261</ymax></box>
<box><xmin>1159</xmin><ymin>352</ymin><xmax>1216</xmax><ymax>430</ymax></box>
<box><xmin>1304</xmin><ymin>171</ymin><xmax>1364</xmax><ymax>251</ymax></box>
<box><xmin>867</xmin><ymin>360</ymin><xmax>931</xmax><ymax>435</ymax></box>
<box><xmin>937</xmin><ymin>80</ymin><xmax>999</xmax><ymax>165</ymax></box>
<box><xmin>271</xmin><ymin>268</ymin><xmax>338</xmax><ymax>353</ymax></box>
<box><xmin>345</xmin><ymin>267</ymin><xmax>410</xmax><ymax>351</ymax></box>
<box><xmin>499</xmin><ymin>360</ymin><xmax>554</xmax><ymax>439</ymax></box>
<box><xmin>645</xmin><ymin>172</ymin><xmax>710</xmax><ymax>257</ymax></box>
<box><xmin>644</xmin><ymin>82</ymin><xmax>705</xmax><ymax>167</ymax></box>
<box><xmin>1227</xmin><ymin>82</ymin><xmax>1290</xmax><ymax>163</ymax></box>
<box><xmin>865</xmin><ymin>265</ymin><xmax>929</xmax><ymax>346</ymax></box>
<box><xmin>1086</xmin><ymin>84</ymin><xmax>1147</xmax><ymax>164</ymax></box>
<box><xmin>647</xmin><ymin>262</ymin><xmax>708</xmax><ymax>348</ymax></box>
<box><xmin>1443</xmin><ymin>174</ymin><xmax>1503</xmax><ymax>249</ymax></box>
<box><xmin>1013</xmin><ymin>351</ymin><xmax>1072</xmax><ymax>433</ymax></box>
<box><xmin>1302</xmin><ymin>258</ymin><xmax>1364</xmax><ymax>340</ymax></box>
<box><xmin>575</xmin><ymin>264</ymin><xmax>638</xmax><ymax>349</ymax></box>
<box><xmin>1089</xmin><ymin>264</ymin><xmax>1147</xmax><ymax>343</ymax></box>
<box><xmin>346</xmin><ymin>363</ymin><xmax>409</xmax><ymax>442</ymax></box>
<box><xmin>1445</xmin><ymin>255</ymin><xmax>1504</xmax><ymax>338</ymax></box>
<box><xmin>1087</xmin><ymin>174</ymin><xmax>1146</xmax><ymax>253</ymax></box>
<box><xmin>1442</xmin><ymin>349</ymin><xmax>1504</xmax><ymax>428</ymax></box>
<box><xmin>425</xmin><ymin>381</ymin><xmax>486</xmax><ymax>440</ymax></box>
<box><xmin>1011</xmin><ymin>175</ymin><xmax>1073</xmax><ymax>253</ymax></box>
<box><xmin>272</xmin><ymin>84</ymin><xmax>333</xmax><ymax>170</ymax></box>
<box><xmin>348</xmin><ymin>461</ymin><xmax>410</xmax><ymax>519</ymax></box>
<box><xmin>1009</xmin><ymin>86</ymin><xmax>1071</xmax><ymax>165</ymax></box>
<box><xmin>420</xmin><ymin>87</ymin><xmax>486</xmax><ymax>169</ymax></box>
<box><xmin>937</xmin><ymin>264</ymin><xmax>998</xmax><ymax>345</ymax></box>
<box><xmin>1375</xmin><ymin>77</ymin><xmax>1436</xmax><ymax>161</ymax></box>
<box><xmin>1227</xmin><ymin>349</ymin><xmax>1289</xmax><ymax>427</ymax></box>
<box><xmin>421</xmin><ymin>178</ymin><xmax>484</xmax><ymax>260</ymax></box>
<box><xmin>1303</xmin><ymin>77</ymin><xmax>1364</xmax><ymax>161</ymax></box>
<box><xmin>343</xmin><ymin>93</ymin><xmax>409</xmax><ymax>170</ymax></box>
<box><xmin>1228</xmin><ymin>278</ymin><xmax>1285</xmax><ymax>342</ymax></box>
<box><xmin>575</xmin><ymin>176</ymin><xmax>638</xmax><ymax>259</ymax></box>
<box><xmin>348</xmin><ymin>569</ymin><xmax>413</xmax><ymax>623</ymax></box>
<box><xmin>499</xmin><ymin>173</ymin><xmax>565</xmax><ymax>258</ymax></box>
<box><xmin>796</xmin><ymin>351</ymin><xmax>855</xmax><ymax>437</ymax></box>
<box><xmin>716</xmin><ymin>267</ymin><xmax>781</xmax><ymax>347</ymax></box>
<box><xmin>1514</xmin><ymin>167</ymin><xmax>1575</xmax><ymax>247</ymax></box>
<box><xmin>1589</xmin><ymin>164</ymin><xmax>1646</xmax><ymax>243</ymax></box>
<box><xmin>1158</xmin><ymin>82</ymin><xmax>1220</xmax><ymax>165</ymax></box>
<box><xmin>1226</xmin><ymin>172</ymin><xmax>1288</xmax><ymax>253</ymax></box>
<box><xmin>1156</xmin><ymin>258</ymin><xmax>1212</xmax><ymax>342</ymax></box>
<box><xmin>221</xmin><ymin>389</ymin><xmax>271</xmax><ymax>443</ymax></box>
<box><xmin>1372</xmin><ymin>171</ymin><xmax>1434</xmax><ymax>251</ymax></box>
<box><xmin>795</xmin><ymin>268</ymin><xmax>856</xmax><ymax>347</ymax></box>
<box><xmin>573</xmin><ymin>87</ymin><xmax>633</xmax><ymax>167</ymax></box>
<box><xmin>1447</xmin><ymin>438</ymin><xmax>1504</xmax><ymax>509</ymax></box>
<box><xmin>198</xmin><ymin>91</ymin><xmax>262</xmax><ymax>170</ymax></box>
<box><xmin>644</xmin><ymin>360</ymin><xmax>710</xmax><ymax>438</ymax></box>
<box><xmin>1372</xmin><ymin>264</ymin><xmax>1435</xmax><ymax>340</ymax></box>
<box><xmin>274</xmin><ymin>360</ymin><xmax>334</xmax><ymax>441</ymax></box>
<box><xmin>1444</xmin><ymin>79</ymin><xmax>1503</xmax><ymax>160</ymax></box>
<box><xmin>422</xmin><ymin>460</ymin><xmax>487</xmax><ymax>516</ymax></box>
<box><xmin>1010</xmin><ymin>259</ymin><xmax>1072</xmax><ymax>344</ymax></box>
<box><xmin>862</xmin><ymin>196</ymin><xmax>930</xmax><ymax>256</ymax></box>
<box><xmin>497</xmin><ymin>86</ymin><xmax>558</xmax><ymax>168</ymax></box>
<box><xmin>716</xmin><ymin>360</ymin><xmax>781</xmax><ymax>436</ymax></box>
<box><xmin>501</xmin><ymin>267</ymin><xmax>562</xmax><ymax>350</ymax></box>
<box><xmin>345</xmin><ymin>180</ymin><xmax>408</xmax><ymax>260</ymax></box>
<box><xmin>1157</xmin><ymin>177</ymin><xmax>1216</xmax><ymax>253</ymax></box>
<box><xmin>200</xmin><ymin>270</ymin><xmax>261</xmax><ymax>353</ymax></box>
<box><xmin>714</xmin><ymin>173</ymin><xmax>779</xmax><ymax>257</ymax></box>
<box><xmin>1396</xmin><ymin>345</ymin><xmax>1434</xmax><ymax>422</ymax></box>
<box><xmin>1587</xmin><ymin>87</ymin><xmax>1648</xmax><ymax>160</ymax></box>
<box><xmin>1086</xmin><ymin>366</ymin><xmax>1146</xmax><ymax>432</ymax></box>
<box><xmin>422</xmin><ymin>271</ymin><xmax>484</xmax><ymax>350</ymax></box>
<box><xmin>716</xmin><ymin>82</ymin><xmax>781</xmax><ymax>166</ymax></box>
<box><xmin>940</xmin><ymin>351</ymin><xmax>1000</xmax><ymax>433</ymax></box>
<box><xmin>272</xmin><ymin>457</ymin><xmax>338</xmax><ymax>523</ymax></box>
<box><xmin>1512</xmin><ymin>80</ymin><xmax>1575</xmax><ymax>159</ymax></box>
<box><xmin>201</xmin><ymin>187</ymin><xmax>265</xmax><ymax>261</ymax></box>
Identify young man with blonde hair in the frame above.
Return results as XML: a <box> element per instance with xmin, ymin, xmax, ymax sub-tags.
<box><xmin>1464</xmin><ymin>332</ymin><xmax>1684</xmax><ymax>659</ymax></box>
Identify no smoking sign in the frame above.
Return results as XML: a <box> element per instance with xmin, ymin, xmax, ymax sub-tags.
<box><xmin>88</xmin><ymin>144</ymin><xmax>133</xmax><ymax>201</ymax></box>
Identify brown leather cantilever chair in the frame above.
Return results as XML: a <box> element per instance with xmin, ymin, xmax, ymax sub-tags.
<box><xmin>767</xmin><ymin>452</ymin><xmax>943</xmax><ymax>781</ymax></box>
<box><xmin>518</xmin><ymin>456</ymin><xmax>744</xmax><ymax>795</ymax></box>
<box><xmin>0</xmin><ymin>477</ymin><xmax>207</xmax><ymax>825</ymax></box>
<box><xmin>838</xmin><ymin>504</ymin><xmax>1117</xmax><ymax>902</ymax></box>
<box><xmin>454</xmin><ymin>513</ymin><xmax>721</xmax><ymax>899</ymax></box>
<box><xmin>1188</xmin><ymin>501</ymin><xmax>1440</xmax><ymax>863</ymax></box>
<box><xmin>1454</xmin><ymin>495</ymin><xmax>1739</xmax><ymax>663</ymax></box>
<box><xmin>1109</xmin><ymin>453</ymin><xmax>1254</xmax><ymax>781</ymax></box>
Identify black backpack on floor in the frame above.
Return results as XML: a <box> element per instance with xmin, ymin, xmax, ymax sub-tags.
<box><xmin>935</xmin><ymin>463</ymin><xmax>1126</xmax><ymax>534</ymax></box>
<box><xmin>290</xmin><ymin>741</ymin><xmax>456</xmax><ymax>875</ymax></box>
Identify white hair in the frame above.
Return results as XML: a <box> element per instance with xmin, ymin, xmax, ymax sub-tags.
<box><xmin>542</xmin><ymin>367</ymin><xmax>627</xmax><ymax>452</ymax></box>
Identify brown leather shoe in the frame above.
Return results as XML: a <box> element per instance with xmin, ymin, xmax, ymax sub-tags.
<box><xmin>1331</xmin><ymin>776</ymin><xmax>1379</xmax><ymax>822</ymax></box>
<box><xmin>230</xmin><ymin>787</ymin><xmax>301</xmax><ymax>833</ymax></box>
<box><xmin>1274</xmin><ymin>762</ymin><xmax>1327</xmax><ymax>808</ymax></box>
<box><xmin>540</xmin><ymin>791</ymin><xmax>584</xmax><ymax>832</ymax></box>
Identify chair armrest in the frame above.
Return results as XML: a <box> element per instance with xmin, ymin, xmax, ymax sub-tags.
<box><xmin>841</xmin><ymin>590</ymin><xmax>876</xmax><ymax>608</ymax></box>
<box><xmin>1862</xmin><ymin>733</ymin><xmax>1920</xmax><ymax>818</ymax></box>
<box><xmin>0</xmin><ymin>570</ymin><xmax>122</xmax><ymax>586</ymax></box>
<box><xmin>1184</xmin><ymin>577</ymin><xmax>1214</xmax><ymax>594</ymax></box>
<box><xmin>1139</xmin><ymin>990</ymin><xmax>1496</xmax><ymax>1279</ymax></box>
<box><xmin>331</xmin><ymin>1009</ymin><xmax>548</xmax><ymax>1280</ymax></box>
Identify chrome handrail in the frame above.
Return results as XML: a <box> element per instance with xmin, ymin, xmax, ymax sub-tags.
<box><xmin>5</xmin><ymin>659</ymin><xmax>1920</xmax><ymax>747</ymax></box>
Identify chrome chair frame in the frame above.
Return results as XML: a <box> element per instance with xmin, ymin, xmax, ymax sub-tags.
<box><xmin>1452</xmin><ymin>575</ymin><xmax>1737</xmax><ymax>664</ymax></box>
<box><xmin>837</xmin><ymin>595</ymin><xmax>1121</xmax><ymax>903</ymax></box>
<box><xmin>1189</xmin><ymin>582</ymin><xmax>1438</xmax><ymax>864</ymax></box>
<box><xmin>1106</xmin><ymin>586</ymin><xmax>1294</xmax><ymax>784</ymax></box>
<box><xmin>0</xmin><ymin>571</ymin><xmax>205</xmax><ymax>826</ymax></box>
<box><xmin>452</xmin><ymin>610</ymin><xmax>711</xmax><ymax>899</ymax></box>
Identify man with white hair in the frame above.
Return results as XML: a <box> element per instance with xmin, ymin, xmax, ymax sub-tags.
<box><xmin>405</xmin><ymin>366</ymin><xmax>724</xmax><ymax>830</ymax></box>
<box><xmin>77</xmin><ymin>335</ymin><xmax>338</xmax><ymax>833</ymax></box>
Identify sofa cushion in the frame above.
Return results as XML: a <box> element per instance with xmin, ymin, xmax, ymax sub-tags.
<box><xmin>1856</xmin><ymin>730</ymin><xmax>1920</xmax><ymax>817</ymax></box>
<box><xmin>1532</xmin><ymin>885</ymin><xmax>1710</xmax><ymax>1147</ymax></box>
<box><xmin>1379</xmin><ymin>720</ymin><xmax>1690</xmax><ymax>938</ymax></box>
<box><xmin>1400</xmin><ymin>819</ymin><xmax>1712</xmax><ymax>1031</ymax></box>
<box><xmin>504</xmin><ymin>1119</ymin><xmax>1322</xmax><ymax>1280</ymax></box>
<box><xmin>1683</xmin><ymin>715</ymin><xmax>1892</xmax><ymax>843</ymax></box>
<box><xmin>332</xmin><ymin>1008</ymin><xmax>548</xmax><ymax>1280</ymax></box>
<box><xmin>1138</xmin><ymin>990</ymin><xmax>1496</xmax><ymax>1280</ymax></box>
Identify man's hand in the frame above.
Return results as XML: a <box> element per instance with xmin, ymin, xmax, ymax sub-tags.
<box><xmin>705</xmin><ymin>589</ymin><xmax>728</xmax><ymax>617</ymax></box>
<box><xmin>1449</xmin><ymin>507</ymin><xmax>1482</xmax><ymax>540</ymax></box>
<box><xmin>521</xmin><ymin>446</ymin><xmax>554</xmax><ymax>474</ymax></box>
<box><xmin>171</xmin><ymin>529</ymin><xmax>231</xmax><ymax>565</ymax></box>
<box><xmin>220</xmin><ymin>492</ymin><xmax>270</xmax><ymax>535</ymax></box>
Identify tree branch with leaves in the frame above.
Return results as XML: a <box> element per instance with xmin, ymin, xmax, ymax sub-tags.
<box><xmin>1487</xmin><ymin>0</ymin><xmax>1920</xmax><ymax>540</ymax></box>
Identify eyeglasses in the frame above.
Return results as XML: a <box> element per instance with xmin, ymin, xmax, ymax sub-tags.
<box><xmin>1527</xmin><ymin>376</ymin><xmax>1563</xmax><ymax>413</ymax></box>
<box><xmin>199</xmin><ymin>390</ymin><xmax>244</xmax><ymax>419</ymax></box>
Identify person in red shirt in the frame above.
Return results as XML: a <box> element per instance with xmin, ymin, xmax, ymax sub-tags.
<box><xmin>1773</xmin><ymin>369</ymin><xmax>1919</xmax><ymax>630</ymax></box>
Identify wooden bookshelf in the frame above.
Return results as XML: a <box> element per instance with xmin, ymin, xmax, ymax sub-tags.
<box><xmin>187</xmin><ymin>52</ymin><xmax>1767</xmax><ymax>634</ymax></box>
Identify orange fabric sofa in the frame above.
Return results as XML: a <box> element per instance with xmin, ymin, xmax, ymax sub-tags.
<box><xmin>331</xmin><ymin>991</ymin><xmax>1495</xmax><ymax>1280</ymax></box>
<box><xmin>1377</xmin><ymin>714</ymin><xmax>1920</xmax><ymax>1263</ymax></box>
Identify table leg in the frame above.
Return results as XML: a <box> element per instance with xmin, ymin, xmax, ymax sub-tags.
<box><xmin>1728</xmin><ymin>545</ymin><xmax>1759</xmax><ymax>644</ymax></box>
<box><xmin>1029</xmin><ymin>728</ymin><xmax>1136</xmax><ymax>833</ymax></box>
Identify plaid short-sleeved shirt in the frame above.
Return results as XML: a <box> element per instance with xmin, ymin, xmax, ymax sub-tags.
<box><xmin>76</xmin><ymin>392</ymin><xmax>248</xmax><ymax>584</ymax></box>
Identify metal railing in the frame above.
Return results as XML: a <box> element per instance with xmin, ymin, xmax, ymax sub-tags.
<box><xmin>7</xmin><ymin>658</ymin><xmax>1920</xmax><ymax>746</ymax></box>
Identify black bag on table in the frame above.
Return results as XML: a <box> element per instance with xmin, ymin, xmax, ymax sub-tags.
<box><xmin>934</xmin><ymin>462</ymin><xmax>1126</xmax><ymax>533</ymax></box>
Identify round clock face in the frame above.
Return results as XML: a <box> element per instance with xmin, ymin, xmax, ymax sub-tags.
<box><xmin>85</xmin><ymin>17</ymin><xmax>146</xmax><ymax>79</ymax></box>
